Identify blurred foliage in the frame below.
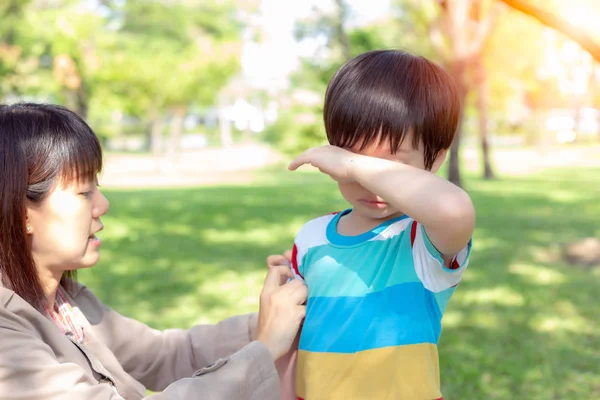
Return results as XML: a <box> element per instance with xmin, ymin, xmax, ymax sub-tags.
<box><xmin>1</xmin><ymin>0</ymin><xmax>600</xmax><ymax>154</ymax></box>
<box><xmin>0</xmin><ymin>0</ymin><xmax>246</xmax><ymax>143</ymax></box>
<box><xmin>263</xmin><ymin>0</ymin><xmax>600</xmax><ymax>158</ymax></box>
<box><xmin>262</xmin><ymin>103</ymin><xmax>327</xmax><ymax>156</ymax></box>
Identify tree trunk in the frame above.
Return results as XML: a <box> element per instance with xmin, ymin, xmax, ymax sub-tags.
<box><xmin>334</xmin><ymin>0</ymin><xmax>351</xmax><ymax>61</ymax></box>
<box><xmin>167</xmin><ymin>106</ymin><xmax>186</xmax><ymax>162</ymax></box>
<box><xmin>447</xmin><ymin>60</ymin><xmax>469</xmax><ymax>188</ymax></box>
<box><xmin>76</xmin><ymin>83</ymin><xmax>89</xmax><ymax>119</ymax></box>
<box><xmin>218</xmin><ymin>106</ymin><xmax>233</xmax><ymax>148</ymax></box>
<box><xmin>589</xmin><ymin>70</ymin><xmax>600</xmax><ymax>142</ymax></box>
<box><xmin>65</xmin><ymin>84</ymin><xmax>89</xmax><ymax>119</ymax></box>
<box><xmin>150</xmin><ymin>116</ymin><xmax>165</xmax><ymax>173</ymax></box>
<box><xmin>65</xmin><ymin>91</ymin><xmax>78</xmax><ymax>116</ymax></box>
<box><xmin>475</xmin><ymin>57</ymin><xmax>495</xmax><ymax>179</ymax></box>
<box><xmin>448</xmin><ymin>112</ymin><xmax>464</xmax><ymax>187</ymax></box>
<box><xmin>150</xmin><ymin>115</ymin><xmax>165</xmax><ymax>156</ymax></box>
<box><xmin>435</xmin><ymin>0</ymin><xmax>500</xmax><ymax>185</ymax></box>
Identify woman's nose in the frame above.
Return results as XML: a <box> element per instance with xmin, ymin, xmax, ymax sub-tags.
<box><xmin>93</xmin><ymin>190</ymin><xmax>110</xmax><ymax>218</ymax></box>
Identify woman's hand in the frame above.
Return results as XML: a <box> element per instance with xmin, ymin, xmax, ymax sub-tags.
<box><xmin>254</xmin><ymin>255</ymin><xmax>307</xmax><ymax>360</ymax></box>
<box><xmin>266</xmin><ymin>250</ymin><xmax>293</xmax><ymax>269</ymax></box>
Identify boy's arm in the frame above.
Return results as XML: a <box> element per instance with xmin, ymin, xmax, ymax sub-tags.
<box><xmin>349</xmin><ymin>155</ymin><xmax>474</xmax><ymax>259</ymax></box>
<box><xmin>289</xmin><ymin>146</ymin><xmax>475</xmax><ymax>261</ymax></box>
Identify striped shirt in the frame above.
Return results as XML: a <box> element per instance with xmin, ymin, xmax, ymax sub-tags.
<box><xmin>291</xmin><ymin>210</ymin><xmax>472</xmax><ymax>400</ymax></box>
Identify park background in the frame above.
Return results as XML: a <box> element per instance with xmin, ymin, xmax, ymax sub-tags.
<box><xmin>1</xmin><ymin>0</ymin><xmax>599</xmax><ymax>398</ymax></box>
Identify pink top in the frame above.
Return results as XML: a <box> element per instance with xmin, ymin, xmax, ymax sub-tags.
<box><xmin>45</xmin><ymin>286</ymin><xmax>85</xmax><ymax>343</ymax></box>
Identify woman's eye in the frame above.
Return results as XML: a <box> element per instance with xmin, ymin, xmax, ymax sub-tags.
<box><xmin>80</xmin><ymin>191</ymin><xmax>92</xmax><ymax>198</ymax></box>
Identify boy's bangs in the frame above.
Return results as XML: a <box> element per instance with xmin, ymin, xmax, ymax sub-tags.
<box><xmin>330</xmin><ymin>124</ymin><xmax>419</xmax><ymax>154</ymax></box>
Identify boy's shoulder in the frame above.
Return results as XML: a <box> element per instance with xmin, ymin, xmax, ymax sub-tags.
<box><xmin>298</xmin><ymin>211</ymin><xmax>340</xmax><ymax>235</ymax></box>
<box><xmin>293</xmin><ymin>212</ymin><xmax>341</xmax><ymax>260</ymax></box>
<box><xmin>296</xmin><ymin>210</ymin><xmax>415</xmax><ymax>243</ymax></box>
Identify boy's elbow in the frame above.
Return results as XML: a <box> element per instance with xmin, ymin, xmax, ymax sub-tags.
<box><xmin>420</xmin><ymin>191</ymin><xmax>474</xmax><ymax>255</ymax></box>
<box><xmin>440</xmin><ymin>190</ymin><xmax>476</xmax><ymax>236</ymax></box>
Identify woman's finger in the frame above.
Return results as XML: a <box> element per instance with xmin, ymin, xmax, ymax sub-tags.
<box><xmin>263</xmin><ymin>265</ymin><xmax>294</xmax><ymax>289</ymax></box>
<box><xmin>294</xmin><ymin>305</ymin><xmax>306</xmax><ymax>320</ymax></box>
<box><xmin>267</xmin><ymin>254</ymin><xmax>289</xmax><ymax>268</ymax></box>
<box><xmin>279</xmin><ymin>279</ymin><xmax>308</xmax><ymax>304</ymax></box>
<box><xmin>290</xmin><ymin>283</ymin><xmax>308</xmax><ymax>305</ymax></box>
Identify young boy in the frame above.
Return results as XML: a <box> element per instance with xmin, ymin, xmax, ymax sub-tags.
<box><xmin>284</xmin><ymin>50</ymin><xmax>475</xmax><ymax>399</ymax></box>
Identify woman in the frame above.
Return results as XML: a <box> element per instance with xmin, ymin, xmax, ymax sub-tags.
<box><xmin>0</xmin><ymin>103</ymin><xmax>307</xmax><ymax>399</ymax></box>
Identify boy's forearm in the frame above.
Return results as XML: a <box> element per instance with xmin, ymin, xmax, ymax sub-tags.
<box><xmin>349</xmin><ymin>155</ymin><xmax>475</xmax><ymax>254</ymax></box>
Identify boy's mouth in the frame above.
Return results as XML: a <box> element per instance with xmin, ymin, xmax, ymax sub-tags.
<box><xmin>359</xmin><ymin>199</ymin><xmax>388</xmax><ymax>209</ymax></box>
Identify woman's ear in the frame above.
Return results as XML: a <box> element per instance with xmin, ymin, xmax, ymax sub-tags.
<box><xmin>430</xmin><ymin>149</ymin><xmax>448</xmax><ymax>173</ymax></box>
<box><xmin>25</xmin><ymin>213</ymin><xmax>33</xmax><ymax>234</ymax></box>
<box><xmin>24</xmin><ymin>201</ymin><xmax>38</xmax><ymax>235</ymax></box>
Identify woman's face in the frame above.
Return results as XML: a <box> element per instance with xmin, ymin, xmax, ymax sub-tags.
<box><xmin>26</xmin><ymin>177</ymin><xmax>109</xmax><ymax>274</ymax></box>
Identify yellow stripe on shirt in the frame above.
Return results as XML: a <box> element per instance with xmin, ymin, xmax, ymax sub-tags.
<box><xmin>296</xmin><ymin>343</ymin><xmax>442</xmax><ymax>400</ymax></box>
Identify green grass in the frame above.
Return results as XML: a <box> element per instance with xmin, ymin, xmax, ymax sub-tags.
<box><xmin>80</xmin><ymin>166</ymin><xmax>600</xmax><ymax>399</ymax></box>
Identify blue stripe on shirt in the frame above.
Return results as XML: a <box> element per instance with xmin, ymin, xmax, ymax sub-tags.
<box><xmin>299</xmin><ymin>282</ymin><xmax>442</xmax><ymax>353</ymax></box>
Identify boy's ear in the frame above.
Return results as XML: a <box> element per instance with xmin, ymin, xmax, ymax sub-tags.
<box><xmin>431</xmin><ymin>149</ymin><xmax>448</xmax><ymax>173</ymax></box>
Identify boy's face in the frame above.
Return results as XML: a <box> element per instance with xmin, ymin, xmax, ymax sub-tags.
<box><xmin>338</xmin><ymin>131</ymin><xmax>446</xmax><ymax>220</ymax></box>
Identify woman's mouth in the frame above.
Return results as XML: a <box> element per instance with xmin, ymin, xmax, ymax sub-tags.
<box><xmin>88</xmin><ymin>234</ymin><xmax>101</xmax><ymax>246</ymax></box>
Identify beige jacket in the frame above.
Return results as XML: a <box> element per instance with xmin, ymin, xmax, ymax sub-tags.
<box><xmin>0</xmin><ymin>282</ymin><xmax>280</xmax><ymax>399</ymax></box>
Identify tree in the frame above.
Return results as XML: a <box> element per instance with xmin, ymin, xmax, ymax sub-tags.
<box><xmin>264</xmin><ymin>0</ymin><xmax>354</xmax><ymax>155</ymax></box>
<box><xmin>97</xmin><ymin>0</ymin><xmax>243</xmax><ymax>155</ymax></box>
<box><xmin>473</xmin><ymin>54</ymin><xmax>495</xmax><ymax>178</ymax></box>
<box><xmin>387</xmin><ymin>0</ymin><xmax>501</xmax><ymax>184</ymax></box>
<box><xmin>432</xmin><ymin>0</ymin><xmax>501</xmax><ymax>186</ymax></box>
<box><xmin>293</xmin><ymin>0</ymin><xmax>354</xmax><ymax>90</ymax></box>
<box><xmin>333</xmin><ymin>0</ymin><xmax>352</xmax><ymax>61</ymax></box>
<box><xmin>0</xmin><ymin>0</ymin><xmax>55</xmax><ymax>100</ymax></box>
<box><xmin>496</xmin><ymin>0</ymin><xmax>600</xmax><ymax>144</ymax></box>
<box><xmin>471</xmin><ymin>1</ymin><xmax>499</xmax><ymax>179</ymax></box>
<box><xmin>36</xmin><ymin>0</ymin><xmax>110</xmax><ymax>118</ymax></box>
<box><xmin>497</xmin><ymin>0</ymin><xmax>600</xmax><ymax>62</ymax></box>
<box><xmin>0</xmin><ymin>0</ymin><xmax>117</xmax><ymax>119</ymax></box>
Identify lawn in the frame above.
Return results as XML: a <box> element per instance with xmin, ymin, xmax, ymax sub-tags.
<box><xmin>80</xmin><ymin>166</ymin><xmax>600</xmax><ymax>399</ymax></box>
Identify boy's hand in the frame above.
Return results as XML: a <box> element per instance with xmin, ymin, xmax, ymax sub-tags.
<box><xmin>288</xmin><ymin>145</ymin><xmax>357</xmax><ymax>182</ymax></box>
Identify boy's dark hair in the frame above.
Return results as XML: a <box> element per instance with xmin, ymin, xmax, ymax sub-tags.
<box><xmin>323</xmin><ymin>50</ymin><xmax>461</xmax><ymax>170</ymax></box>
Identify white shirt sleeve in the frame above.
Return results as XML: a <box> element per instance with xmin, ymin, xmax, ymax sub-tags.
<box><xmin>411</xmin><ymin>221</ymin><xmax>472</xmax><ymax>293</ymax></box>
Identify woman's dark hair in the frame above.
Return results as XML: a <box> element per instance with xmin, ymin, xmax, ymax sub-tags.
<box><xmin>324</xmin><ymin>49</ymin><xmax>461</xmax><ymax>170</ymax></box>
<box><xmin>0</xmin><ymin>103</ymin><xmax>102</xmax><ymax>309</ymax></box>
